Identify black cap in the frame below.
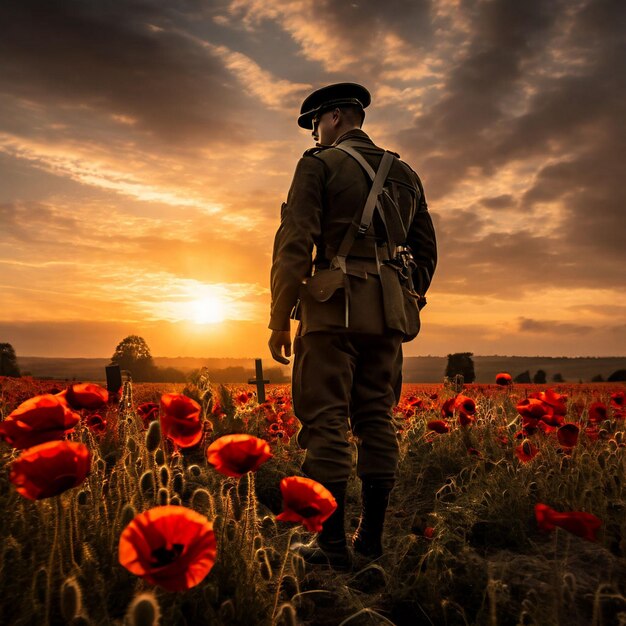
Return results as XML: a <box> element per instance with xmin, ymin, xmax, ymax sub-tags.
<box><xmin>298</xmin><ymin>82</ymin><xmax>371</xmax><ymax>129</ymax></box>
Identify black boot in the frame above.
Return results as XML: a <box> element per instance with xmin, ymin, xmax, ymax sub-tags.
<box><xmin>352</xmin><ymin>480</ymin><xmax>392</xmax><ymax>559</ymax></box>
<box><xmin>290</xmin><ymin>481</ymin><xmax>352</xmax><ymax>571</ymax></box>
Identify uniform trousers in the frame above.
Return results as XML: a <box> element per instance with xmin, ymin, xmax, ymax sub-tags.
<box><xmin>292</xmin><ymin>328</ymin><xmax>404</xmax><ymax>490</ymax></box>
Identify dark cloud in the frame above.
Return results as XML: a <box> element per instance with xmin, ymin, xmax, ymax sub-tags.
<box><xmin>480</xmin><ymin>194</ymin><xmax>515</xmax><ymax>209</ymax></box>
<box><xmin>518</xmin><ymin>317</ymin><xmax>594</xmax><ymax>334</ymax></box>
<box><xmin>0</xmin><ymin>0</ymin><xmax>254</xmax><ymax>145</ymax></box>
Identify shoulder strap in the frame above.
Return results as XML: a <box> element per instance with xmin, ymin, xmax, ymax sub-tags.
<box><xmin>332</xmin><ymin>147</ymin><xmax>395</xmax><ymax>273</ymax></box>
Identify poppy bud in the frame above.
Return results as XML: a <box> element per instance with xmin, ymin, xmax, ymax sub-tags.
<box><xmin>139</xmin><ymin>471</ymin><xmax>155</xmax><ymax>496</ymax></box>
<box><xmin>126</xmin><ymin>592</ymin><xmax>161</xmax><ymax>626</ymax></box>
<box><xmin>157</xmin><ymin>487</ymin><xmax>169</xmax><ymax>506</ymax></box>
<box><xmin>96</xmin><ymin>458</ymin><xmax>106</xmax><ymax>474</ymax></box>
<box><xmin>154</xmin><ymin>449</ymin><xmax>165</xmax><ymax>466</ymax></box>
<box><xmin>188</xmin><ymin>464</ymin><xmax>202</xmax><ymax>478</ymax></box>
<box><xmin>60</xmin><ymin>576</ymin><xmax>82</xmax><ymax>621</ymax></box>
<box><xmin>191</xmin><ymin>488</ymin><xmax>212</xmax><ymax>515</ymax></box>
<box><xmin>33</xmin><ymin>566</ymin><xmax>48</xmax><ymax>605</ymax></box>
<box><xmin>120</xmin><ymin>504</ymin><xmax>136</xmax><ymax>528</ymax></box>
<box><xmin>253</xmin><ymin>534</ymin><xmax>263</xmax><ymax>550</ymax></box>
<box><xmin>172</xmin><ymin>472</ymin><xmax>184</xmax><ymax>495</ymax></box>
<box><xmin>146</xmin><ymin>421</ymin><xmax>161</xmax><ymax>453</ymax></box>
<box><xmin>276</xmin><ymin>603</ymin><xmax>297</xmax><ymax>626</ymax></box>
<box><xmin>170</xmin><ymin>495</ymin><xmax>181</xmax><ymax>506</ymax></box>
<box><xmin>127</xmin><ymin>437</ymin><xmax>137</xmax><ymax>453</ymax></box>
<box><xmin>77</xmin><ymin>490</ymin><xmax>89</xmax><ymax>505</ymax></box>
<box><xmin>218</xmin><ymin>600</ymin><xmax>236</xmax><ymax>623</ymax></box>
<box><xmin>159</xmin><ymin>466</ymin><xmax>169</xmax><ymax>488</ymax></box>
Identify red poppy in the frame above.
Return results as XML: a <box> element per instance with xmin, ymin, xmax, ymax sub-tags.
<box><xmin>587</xmin><ymin>402</ymin><xmax>607</xmax><ymax>424</ymax></box>
<box><xmin>10</xmin><ymin>441</ymin><xmax>91</xmax><ymax>500</ymax></box>
<box><xmin>234</xmin><ymin>391</ymin><xmax>253</xmax><ymax>405</ymax></box>
<box><xmin>86</xmin><ymin>413</ymin><xmax>107</xmax><ymax>433</ymax></box>
<box><xmin>119</xmin><ymin>505</ymin><xmax>217</xmax><ymax>592</ymax></box>
<box><xmin>160</xmin><ymin>393</ymin><xmax>203</xmax><ymax>448</ymax></box>
<box><xmin>137</xmin><ymin>402</ymin><xmax>160</xmax><ymax>429</ymax></box>
<box><xmin>515</xmin><ymin>440</ymin><xmax>539</xmax><ymax>463</ymax></box>
<box><xmin>424</xmin><ymin>526</ymin><xmax>435</xmax><ymax>539</ymax></box>
<box><xmin>516</xmin><ymin>398</ymin><xmax>553</xmax><ymax>421</ymax></box>
<box><xmin>206</xmin><ymin>434</ymin><xmax>272</xmax><ymax>478</ymax></box>
<box><xmin>59</xmin><ymin>383</ymin><xmax>108</xmax><ymax>410</ymax></box>
<box><xmin>531</xmin><ymin>389</ymin><xmax>567</xmax><ymax>416</ymax></box>
<box><xmin>407</xmin><ymin>396</ymin><xmax>424</xmax><ymax>409</ymax></box>
<box><xmin>455</xmin><ymin>395</ymin><xmax>476</xmax><ymax>416</ymax></box>
<box><xmin>495</xmin><ymin>372</ymin><xmax>513</xmax><ymax>386</ymax></box>
<box><xmin>441</xmin><ymin>397</ymin><xmax>457</xmax><ymax>418</ymax></box>
<box><xmin>427</xmin><ymin>420</ymin><xmax>449</xmax><ymax>434</ymax></box>
<box><xmin>610</xmin><ymin>392</ymin><xmax>625</xmax><ymax>409</ymax></box>
<box><xmin>276</xmin><ymin>476</ymin><xmax>337</xmax><ymax>532</ymax></box>
<box><xmin>557</xmin><ymin>423</ymin><xmax>579</xmax><ymax>448</ymax></box>
<box><xmin>534</xmin><ymin>503</ymin><xmax>601</xmax><ymax>542</ymax></box>
<box><xmin>0</xmin><ymin>394</ymin><xmax>80</xmax><ymax>449</ymax></box>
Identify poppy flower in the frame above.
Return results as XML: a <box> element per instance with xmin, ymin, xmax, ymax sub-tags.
<box><xmin>206</xmin><ymin>434</ymin><xmax>272</xmax><ymax>478</ymax></box>
<box><xmin>534</xmin><ymin>503</ymin><xmax>601</xmax><ymax>542</ymax></box>
<box><xmin>587</xmin><ymin>402</ymin><xmax>607</xmax><ymax>424</ymax></box>
<box><xmin>516</xmin><ymin>398</ymin><xmax>553</xmax><ymax>421</ymax></box>
<box><xmin>276</xmin><ymin>476</ymin><xmax>337</xmax><ymax>532</ymax></box>
<box><xmin>160</xmin><ymin>394</ymin><xmax>203</xmax><ymax>448</ymax></box>
<box><xmin>59</xmin><ymin>383</ymin><xmax>108</xmax><ymax>410</ymax></box>
<box><xmin>0</xmin><ymin>394</ymin><xmax>80</xmax><ymax>449</ymax></box>
<box><xmin>610</xmin><ymin>392</ymin><xmax>625</xmax><ymax>409</ymax></box>
<box><xmin>515</xmin><ymin>440</ymin><xmax>539</xmax><ymax>463</ymax></box>
<box><xmin>531</xmin><ymin>389</ymin><xmax>567</xmax><ymax>416</ymax></box>
<box><xmin>137</xmin><ymin>402</ymin><xmax>160</xmax><ymax>429</ymax></box>
<box><xmin>119</xmin><ymin>505</ymin><xmax>217</xmax><ymax>592</ymax></box>
<box><xmin>557</xmin><ymin>423</ymin><xmax>579</xmax><ymax>448</ymax></box>
<box><xmin>86</xmin><ymin>413</ymin><xmax>107</xmax><ymax>433</ymax></box>
<box><xmin>441</xmin><ymin>397</ymin><xmax>457</xmax><ymax>418</ymax></box>
<box><xmin>455</xmin><ymin>395</ymin><xmax>476</xmax><ymax>416</ymax></box>
<box><xmin>459</xmin><ymin>412</ymin><xmax>474</xmax><ymax>427</ymax></box>
<box><xmin>424</xmin><ymin>526</ymin><xmax>435</xmax><ymax>539</ymax></box>
<box><xmin>495</xmin><ymin>372</ymin><xmax>513</xmax><ymax>386</ymax></box>
<box><xmin>427</xmin><ymin>420</ymin><xmax>449</xmax><ymax>434</ymax></box>
<box><xmin>10</xmin><ymin>441</ymin><xmax>91</xmax><ymax>500</ymax></box>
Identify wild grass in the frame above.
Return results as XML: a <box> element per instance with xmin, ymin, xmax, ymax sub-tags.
<box><xmin>0</xmin><ymin>378</ymin><xmax>625</xmax><ymax>625</ymax></box>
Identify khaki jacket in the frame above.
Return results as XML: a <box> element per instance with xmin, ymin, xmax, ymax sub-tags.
<box><xmin>269</xmin><ymin>129</ymin><xmax>437</xmax><ymax>338</ymax></box>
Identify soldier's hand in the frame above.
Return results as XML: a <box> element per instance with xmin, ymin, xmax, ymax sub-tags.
<box><xmin>268</xmin><ymin>330</ymin><xmax>292</xmax><ymax>364</ymax></box>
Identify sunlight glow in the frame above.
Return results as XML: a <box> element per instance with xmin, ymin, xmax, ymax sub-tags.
<box><xmin>191</xmin><ymin>296</ymin><xmax>226</xmax><ymax>324</ymax></box>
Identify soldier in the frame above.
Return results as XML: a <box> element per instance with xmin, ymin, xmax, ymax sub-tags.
<box><xmin>269</xmin><ymin>82</ymin><xmax>437</xmax><ymax>570</ymax></box>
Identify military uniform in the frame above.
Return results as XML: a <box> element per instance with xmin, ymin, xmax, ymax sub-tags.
<box><xmin>269</xmin><ymin>83</ymin><xmax>437</xmax><ymax>567</ymax></box>
<box><xmin>270</xmin><ymin>126</ymin><xmax>437</xmax><ymax>486</ymax></box>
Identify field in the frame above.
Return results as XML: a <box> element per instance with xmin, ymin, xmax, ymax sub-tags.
<box><xmin>1</xmin><ymin>375</ymin><xmax>625</xmax><ymax>626</ymax></box>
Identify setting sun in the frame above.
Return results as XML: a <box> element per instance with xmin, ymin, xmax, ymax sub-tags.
<box><xmin>191</xmin><ymin>296</ymin><xmax>226</xmax><ymax>324</ymax></box>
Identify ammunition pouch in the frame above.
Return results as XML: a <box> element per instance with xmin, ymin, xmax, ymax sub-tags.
<box><xmin>297</xmin><ymin>268</ymin><xmax>350</xmax><ymax>332</ymax></box>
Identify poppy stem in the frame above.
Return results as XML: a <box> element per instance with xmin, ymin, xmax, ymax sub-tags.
<box><xmin>44</xmin><ymin>497</ymin><xmax>63</xmax><ymax>625</ymax></box>
<box><xmin>271</xmin><ymin>527</ymin><xmax>298</xmax><ymax>621</ymax></box>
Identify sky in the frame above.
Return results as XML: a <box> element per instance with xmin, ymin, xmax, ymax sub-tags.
<box><xmin>1</xmin><ymin>0</ymin><xmax>625</xmax><ymax>360</ymax></box>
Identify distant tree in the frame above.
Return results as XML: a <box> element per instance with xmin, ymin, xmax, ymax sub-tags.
<box><xmin>0</xmin><ymin>343</ymin><xmax>21</xmax><ymax>377</ymax></box>
<box><xmin>552</xmin><ymin>373</ymin><xmax>565</xmax><ymax>383</ymax></box>
<box><xmin>533</xmin><ymin>369</ymin><xmax>547</xmax><ymax>384</ymax></box>
<box><xmin>445</xmin><ymin>352</ymin><xmax>476</xmax><ymax>384</ymax></box>
<box><xmin>608</xmin><ymin>370</ymin><xmax>626</xmax><ymax>382</ymax></box>
<box><xmin>591</xmin><ymin>374</ymin><xmax>604</xmax><ymax>382</ymax></box>
<box><xmin>514</xmin><ymin>370</ymin><xmax>532</xmax><ymax>383</ymax></box>
<box><xmin>111</xmin><ymin>335</ymin><xmax>155</xmax><ymax>381</ymax></box>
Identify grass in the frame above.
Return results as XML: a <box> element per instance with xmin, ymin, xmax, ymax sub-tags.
<box><xmin>0</xmin><ymin>376</ymin><xmax>625</xmax><ymax>625</ymax></box>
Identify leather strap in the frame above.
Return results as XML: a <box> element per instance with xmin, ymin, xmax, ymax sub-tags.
<box><xmin>333</xmin><ymin>148</ymin><xmax>395</xmax><ymax>274</ymax></box>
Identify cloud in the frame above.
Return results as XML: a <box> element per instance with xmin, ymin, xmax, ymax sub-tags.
<box><xmin>225</xmin><ymin>0</ymin><xmax>433</xmax><ymax>75</ymax></box>
<box><xmin>517</xmin><ymin>317</ymin><xmax>594</xmax><ymax>335</ymax></box>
